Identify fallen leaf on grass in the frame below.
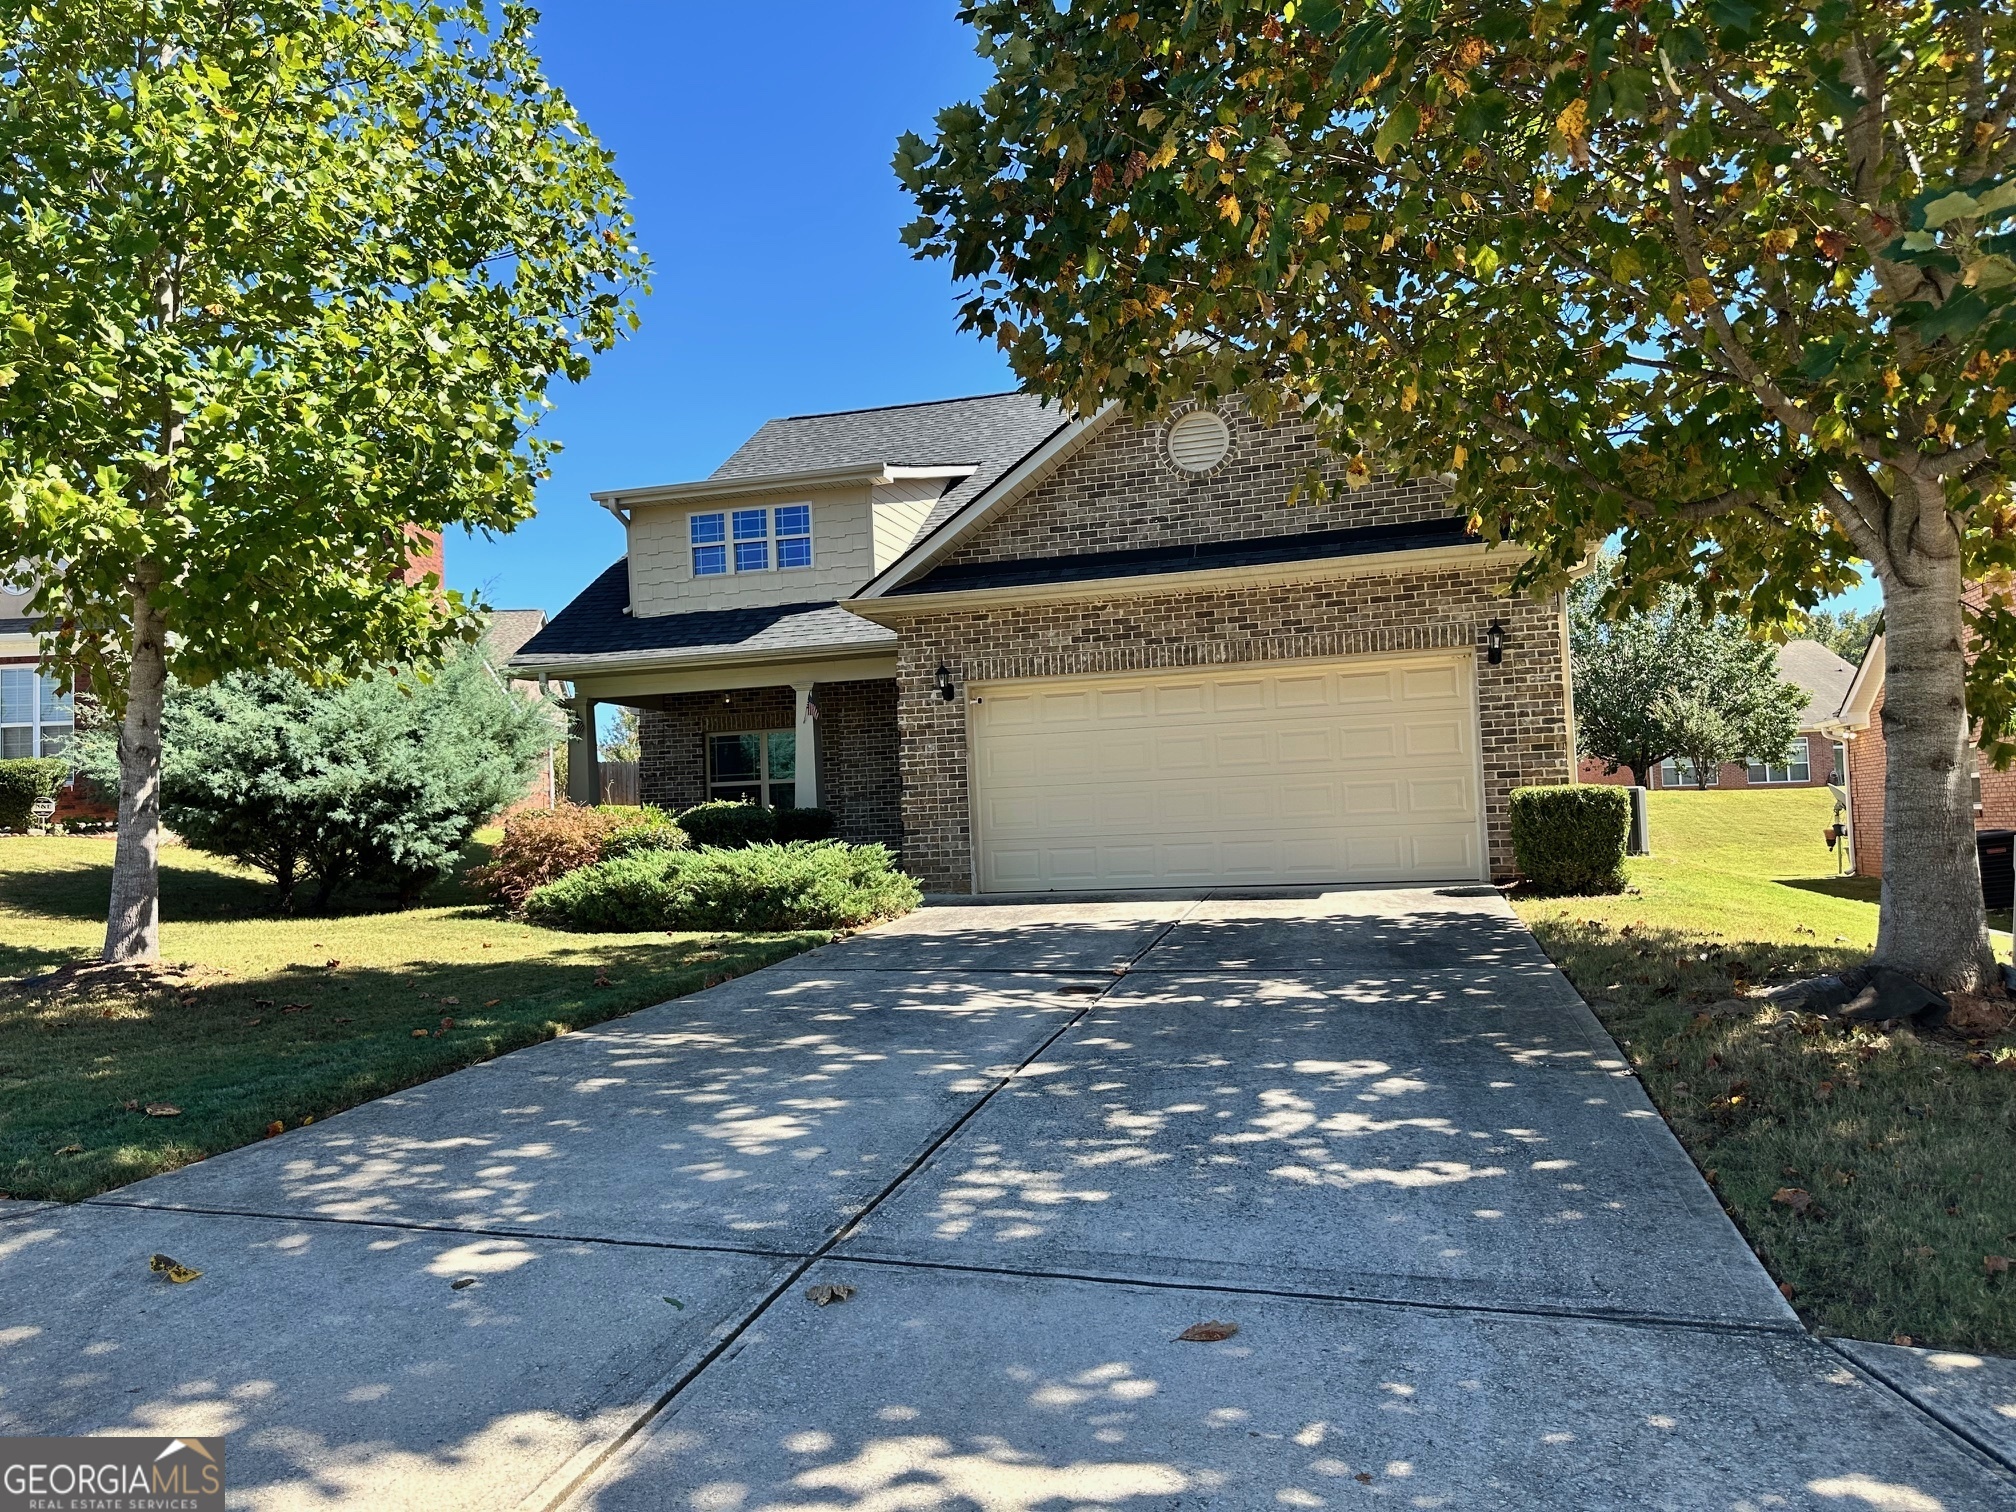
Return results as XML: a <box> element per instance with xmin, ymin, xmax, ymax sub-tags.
<box><xmin>484</xmin><ymin>999</ymin><xmax>500</xmax><ymax>1008</ymax></box>
<box><xmin>264</xmin><ymin>1121</ymin><xmax>284</xmax><ymax>1138</ymax></box>
<box><xmin>440</xmin><ymin>996</ymin><xmax>459</xmax><ymax>1006</ymax></box>
<box><xmin>144</xmin><ymin>1104</ymin><xmax>181</xmax><ymax>1118</ymax></box>
<box><xmin>1987</xmin><ymin>1255</ymin><xmax>2011</xmax><ymax>1275</ymax></box>
<box><xmin>1772</xmin><ymin>1187</ymin><xmax>1813</xmax><ymax>1214</ymax></box>
<box><xmin>1176</xmin><ymin>1321</ymin><xmax>1239</xmax><ymax>1343</ymax></box>
<box><xmin>1893</xmin><ymin>1333</ymin><xmax>1916</xmax><ymax>1346</ymax></box>
<box><xmin>1778</xmin><ymin>1283</ymin><xmax>1797</xmax><ymax>1300</ymax></box>
<box><xmin>55</xmin><ymin>1144</ymin><xmax>82</xmax><ymax>1156</ymax></box>
<box><xmin>244</xmin><ymin>1018</ymin><xmax>262</xmax><ymax>1027</ymax></box>
<box><xmin>281</xmin><ymin>1004</ymin><xmax>309</xmax><ymax>1015</ymax></box>
<box><xmin>410</xmin><ymin>1029</ymin><xmax>430</xmax><ymax>1039</ymax></box>
<box><xmin>593</xmin><ymin>968</ymin><xmax>612</xmax><ymax>988</ymax></box>
<box><xmin>333</xmin><ymin>1017</ymin><xmax>351</xmax><ymax>1024</ymax></box>
<box><xmin>148</xmin><ymin>1254</ymin><xmax>201</xmax><ymax>1284</ymax></box>
<box><xmin>806</xmin><ymin>1283</ymin><xmax>855</xmax><ymax>1306</ymax></box>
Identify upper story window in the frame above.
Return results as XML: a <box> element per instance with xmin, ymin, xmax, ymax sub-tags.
<box><xmin>1</xmin><ymin>667</ymin><xmax>73</xmax><ymax>759</ymax></box>
<box><xmin>691</xmin><ymin>507</ymin><xmax>813</xmax><ymax>578</ymax></box>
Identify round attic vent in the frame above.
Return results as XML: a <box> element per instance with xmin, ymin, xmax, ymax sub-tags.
<box><xmin>1165</xmin><ymin>408</ymin><xmax>1232</xmax><ymax>474</ymax></box>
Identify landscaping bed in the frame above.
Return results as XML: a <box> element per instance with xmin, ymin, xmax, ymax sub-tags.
<box><xmin>0</xmin><ymin>834</ymin><xmax>832</xmax><ymax>1202</ymax></box>
<box><xmin>1512</xmin><ymin>788</ymin><xmax>2016</xmax><ymax>1354</ymax></box>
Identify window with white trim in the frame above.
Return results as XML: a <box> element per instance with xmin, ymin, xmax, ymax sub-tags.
<box><xmin>0</xmin><ymin>667</ymin><xmax>73</xmax><ymax>759</ymax></box>
<box><xmin>1658</xmin><ymin>756</ymin><xmax>1719</xmax><ymax>788</ymax></box>
<box><xmin>1746</xmin><ymin>736</ymin><xmax>1812</xmax><ymax>785</ymax></box>
<box><xmin>707</xmin><ymin>730</ymin><xmax>796</xmax><ymax>809</ymax></box>
<box><xmin>690</xmin><ymin>507</ymin><xmax>812</xmax><ymax>578</ymax></box>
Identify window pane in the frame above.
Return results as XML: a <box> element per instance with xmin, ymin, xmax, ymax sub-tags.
<box><xmin>775</xmin><ymin>505</ymin><xmax>810</xmax><ymax>537</ymax></box>
<box><xmin>690</xmin><ymin>512</ymin><xmax>726</xmax><ymax>544</ymax></box>
<box><xmin>0</xmin><ymin>669</ymin><xmax>31</xmax><ymax>725</ymax></box>
<box><xmin>38</xmin><ymin>724</ymin><xmax>70</xmax><ymax>757</ymax></box>
<box><xmin>0</xmin><ymin>726</ymin><xmax>30</xmax><ymax>759</ymax></box>
<box><xmin>768</xmin><ymin>783</ymin><xmax>795</xmax><ymax>811</ymax></box>
<box><xmin>692</xmin><ymin>544</ymin><xmax>728</xmax><ymax>577</ymax></box>
<box><xmin>766</xmin><ymin>730</ymin><xmax>795</xmax><ymax>782</ymax></box>
<box><xmin>709</xmin><ymin>733</ymin><xmax>762</xmax><ymax>782</ymax></box>
<box><xmin>735</xmin><ymin>539</ymin><xmax>770</xmax><ymax>572</ymax></box>
<box><xmin>40</xmin><ymin>675</ymin><xmax>71</xmax><ymax>722</ymax></box>
<box><xmin>777</xmin><ymin>536</ymin><xmax>813</xmax><ymax>570</ymax></box>
<box><xmin>710</xmin><ymin>783</ymin><xmax>762</xmax><ymax>805</ymax></box>
<box><xmin>1746</xmin><ymin>762</ymin><xmax>1767</xmax><ymax>783</ymax></box>
<box><xmin>732</xmin><ymin>508</ymin><xmax>768</xmax><ymax>541</ymax></box>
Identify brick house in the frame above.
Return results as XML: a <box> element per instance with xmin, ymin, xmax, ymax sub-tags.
<box><xmin>1577</xmin><ymin>637</ymin><xmax>1857</xmax><ymax>792</ymax></box>
<box><xmin>513</xmin><ymin>392</ymin><xmax>1576</xmax><ymax>892</ymax></box>
<box><xmin>1821</xmin><ymin>630</ymin><xmax>2016</xmax><ymax>878</ymax></box>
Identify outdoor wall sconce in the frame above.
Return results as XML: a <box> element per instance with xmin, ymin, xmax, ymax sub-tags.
<box><xmin>936</xmin><ymin>664</ymin><xmax>957</xmax><ymax>702</ymax></box>
<box><xmin>1486</xmin><ymin>621</ymin><xmax>1505</xmax><ymax>665</ymax></box>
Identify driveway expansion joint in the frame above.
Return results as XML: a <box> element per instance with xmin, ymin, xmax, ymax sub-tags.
<box><xmin>1824</xmin><ymin>1337</ymin><xmax>2016</xmax><ymax>1479</ymax></box>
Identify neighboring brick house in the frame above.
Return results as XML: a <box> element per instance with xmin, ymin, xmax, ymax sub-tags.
<box><xmin>0</xmin><ymin>577</ymin><xmax>74</xmax><ymax>760</ymax></box>
<box><xmin>515</xmin><ymin>392</ymin><xmax>1577</xmax><ymax>891</ymax></box>
<box><xmin>1578</xmin><ymin>636</ymin><xmax>1856</xmax><ymax>791</ymax></box>
<box><xmin>1822</xmin><ymin>630</ymin><xmax>2016</xmax><ymax>879</ymax></box>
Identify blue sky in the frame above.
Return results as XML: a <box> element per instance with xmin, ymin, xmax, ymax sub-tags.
<box><xmin>451</xmin><ymin>0</ymin><xmax>1016</xmax><ymax>616</ymax></box>
<box><xmin>457</xmin><ymin>1</ymin><xmax>1882</xmax><ymax>621</ymax></box>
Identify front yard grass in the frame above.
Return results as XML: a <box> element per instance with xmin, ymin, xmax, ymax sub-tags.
<box><xmin>0</xmin><ymin>834</ymin><xmax>830</xmax><ymax>1202</ymax></box>
<box><xmin>1513</xmin><ymin>788</ymin><xmax>2016</xmax><ymax>1355</ymax></box>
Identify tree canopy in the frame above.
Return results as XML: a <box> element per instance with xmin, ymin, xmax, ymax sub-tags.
<box><xmin>897</xmin><ymin>0</ymin><xmax>2010</xmax><ymax>986</ymax></box>
<box><xmin>1571</xmin><ymin>562</ymin><xmax>1806</xmax><ymax>785</ymax></box>
<box><xmin>0</xmin><ymin>0</ymin><xmax>645</xmax><ymax>959</ymax></box>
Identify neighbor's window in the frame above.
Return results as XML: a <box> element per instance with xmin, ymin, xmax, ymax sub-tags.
<box><xmin>1746</xmin><ymin>737</ymin><xmax>1812</xmax><ymax>785</ymax></box>
<box><xmin>1658</xmin><ymin>757</ymin><xmax>1719</xmax><ymax>788</ymax></box>
<box><xmin>691</xmin><ymin>508</ymin><xmax>812</xmax><ymax>578</ymax></box>
<box><xmin>1831</xmin><ymin>740</ymin><xmax>1847</xmax><ymax>786</ymax></box>
<box><xmin>0</xmin><ymin>667</ymin><xmax>73</xmax><ymax>759</ymax></box>
<box><xmin>707</xmin><ymin>729</ymin><xmax>796</xmax><ymax>809</ymax></box>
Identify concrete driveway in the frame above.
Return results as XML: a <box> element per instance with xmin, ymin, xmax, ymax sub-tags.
<box><xmin>5</xmin><ymin>889</ymin><xmax>2012</xmax><ymax>1510</ymax></box>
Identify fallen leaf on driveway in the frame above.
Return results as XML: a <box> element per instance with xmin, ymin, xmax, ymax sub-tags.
<box><xmin>450</xmin><ymin>1277</ymin><xmax>477</xmax><ymax>1290</ymax></box>
<box><xmin>1772</xmin><ymin>1187</ymin><xmax>1813</xmax><ymax>1214</ymax></box>
<box><xmin>663</xmin><ymin>1296</ymin><xmax>685</xmax><ymax>1309</ymax></box>
<box><xmin>149</xmin><ymin>1254</ymin><xmax>202</xmax><ymax>1284</ymax></box>
<box><xmin>1354</xmin><ymin>1472</ymin><xmax>1373</xmax><ymax>1483</ymax></box>
<box><xmin>806</xmin><ymin>1283</ymin><xmax>855</xmax><ymax>1306</ymax></box>
<box><xmin>1893</xmin><ymin>1333</ymin><xmax>1915</xmax><ymax>1346</ymax></box>
<box><xmin>144</xmin><ymin>1104</ymin><xmax>181</xmax><ymax>1118</ymax></box>
<box><xmin>1176</xmin><ymin>1321</ymin><xmax>1239</xmax><ymax>1342</ymax></box>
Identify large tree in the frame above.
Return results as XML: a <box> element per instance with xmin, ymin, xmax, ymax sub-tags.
<box><xmin>0</xmin><ymin>0</ymin><xmax>644</xmax><ymax>963</ymax></box>
<box><xmin>1571</xmin><ymin>563</ymin><xmax>1806</xmax><ymax>785</ymax></box>
<box><xmin>897</xmin><ymin>0</ymin><xmax>2016</xmax><ymax>989</ymax></box>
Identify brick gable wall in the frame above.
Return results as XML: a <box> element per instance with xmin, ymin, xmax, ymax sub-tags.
<box><xmin>889</xmin><ymin>559</ymin><xmax>1572</xmax><ymax>891</ymax></box>
<box><xmin>944</xmin><ymin>400</ymin><xmax>1455</xmax><ymax>567</ymax></box>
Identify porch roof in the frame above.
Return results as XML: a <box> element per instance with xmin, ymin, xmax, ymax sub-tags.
<box><xmin>509</xmin><ymin>559</ymin><xmax>893</xmax><ymax>678</ymax></box>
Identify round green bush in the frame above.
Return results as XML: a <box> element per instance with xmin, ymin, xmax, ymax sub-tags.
<box><xmin>675</xmin><ymin>799</ymin><xmax>776</xmax><ymax>848</ymax></box>
<box><xmin>0</xmin><ymin>758</ymin><xmax>72</xmax><ymax>831</ymax></box>
<box><xmin>523</xmin><ymin>841</ymin><xmax>920</xmax><ymax>932</ymax></box>
<box><xmin>1509</xmin><ymin>785</ymin><xmax>1629</xmax><ymax>895</ymax></box>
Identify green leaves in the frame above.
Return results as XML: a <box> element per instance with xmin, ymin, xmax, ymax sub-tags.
<box><xmin>0</xmin><ymin>0</ymin><xmax>648</xmax><ymax>706</ymax></box>
<box><xmin>1372</xmin><ymin>103</ymin><xmax>1419</xmax><ymax>164</ymax></box>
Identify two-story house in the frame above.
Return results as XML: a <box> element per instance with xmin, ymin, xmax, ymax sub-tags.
<box><xmin>513</xmin><ymin>391</ymin><xmax>1577</xmax><ymax>893</ymax></box>
<box><xmin>0</xmin><ymin>577</ymin><xmax>74</xmax><ymax>760</ymax></box>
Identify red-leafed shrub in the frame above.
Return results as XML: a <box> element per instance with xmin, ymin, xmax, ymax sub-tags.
<box><xmin>472</xmin><ymin>804</ymin><xmax>682</xmax><ymax>908</ymax></box>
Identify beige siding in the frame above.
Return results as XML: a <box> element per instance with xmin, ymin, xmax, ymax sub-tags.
<box><xmin>870</xmin><ymin>478</ymin><xmax>946</xmax><ymax>573</ymax></box>
<box><xmin>628</xmin><ymin>485</ymin><xmax>875</xmax><ymax>616</ymax></box>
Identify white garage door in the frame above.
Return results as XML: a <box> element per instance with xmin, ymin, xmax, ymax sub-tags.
<box><xmin>970</xmin><ymin>654</ymin><xmax>1483</xmax><ymax>892</ymax></box>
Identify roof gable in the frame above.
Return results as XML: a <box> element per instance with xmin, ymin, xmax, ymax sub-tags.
<box><xmin>1776</xmin><ymin>638</ymin><xmax>1859</xmax><ymax>728</ymax></box>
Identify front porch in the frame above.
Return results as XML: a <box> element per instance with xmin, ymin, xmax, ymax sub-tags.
<box><xmin>566</xmin><ymin>670</ymin><xmax>902</xmax><ymax>852</ymax></box>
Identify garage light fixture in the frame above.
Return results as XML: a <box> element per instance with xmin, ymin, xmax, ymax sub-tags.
<box><xmin>1486</xmin><ymin>621</ymin><xmax>1504</xmax><ymax>665</ymax></box>
<box><xmin>936</xmin><ymin>664</ymin><xmax>957</xmax><ymax>702</ymax></box>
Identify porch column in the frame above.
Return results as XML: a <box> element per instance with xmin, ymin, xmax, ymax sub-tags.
<box><xmin>567</xmin><ymin>689</ymin><xmax>599</xmax><ymax>805</ymax></box>
<box><xmin>793</xmin><ymin>683</ymin><xmax>819</xmax><ymax>808</ymax></box>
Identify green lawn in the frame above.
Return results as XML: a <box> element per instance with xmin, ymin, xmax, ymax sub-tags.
<box><xmin>0</xmin><ymin>835</ymin><xmax>829</xmax><ymax>1201</ymax></box>
<box><xmin>1514</xmin><ymin>788</ymin><xmax>2016</xmax><ymax>1354</ymax></box>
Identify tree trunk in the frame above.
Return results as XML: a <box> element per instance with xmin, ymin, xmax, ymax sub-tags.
<box><xmin>104</xmin><ymin>567</ymin><xmax>168</xmax><ymax>964</ymax></box>
<box><xmin>1873</xmin><ymin>545</ymin><xmax>1994</xmax><ymax>991</ymax></box>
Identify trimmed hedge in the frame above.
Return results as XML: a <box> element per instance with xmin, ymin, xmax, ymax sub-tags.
<box><xmin>674</xmin><ymin>799</ymin><xmax>777</xmax><ymax>848</ymax></box>
<box><xmin>0</xmin><ymin>758</ymin><xmax>71</xmax><ymax>831</ymax></box>
<box><xmin>1509</xmin><ymin>784</ymin><xmax>1629</xmax><ymax>895</ymax></box>
<box><xmin>524</xmin><ymin>841</ymin><xmax>920</xmax><ymax>932</ymax></box>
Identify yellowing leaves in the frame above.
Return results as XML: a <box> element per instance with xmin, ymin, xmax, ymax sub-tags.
<box><xmin>1218</xmin><ymin>195</ymin><xmax>1243</xmax><ymax>226</ymax></box>
<box><xmin>1760</xmin><ymin>227</ymin><xmax>1799</xmax><ymax>257</ymax></box>
<box><xmin>1300</xmin><ymin>202</ymin><xmax>1332</xmax><ymax>235</ymax></box>
<box><xmin>1343</xmin><ymin>455</ymin><xmax>1373</xmax><ymax>489</ymax></box>
<box><xmin>1555</xmin><ymin>97</ymin><xmax>1590</xmax><ymax>167</ymax></box>
<box><xmin>1338</xmin><ymin>212</ymin><xmax>1372</xmax><ymax>232</ymax></box>
<box><xmin>1684</xmin><ymin>277</ymin><xmax>1715</xmax><ymax>314</ymax></box>
<box><xmin>1533</xmin><ymin>181</ymin><xmax>1555</xmax><ymax>212</ymax></box>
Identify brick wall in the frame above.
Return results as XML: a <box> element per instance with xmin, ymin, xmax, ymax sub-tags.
<box><xmin>636</xmin><ymin>679</ymin><xmax>901</xmax><ymax>851</ymax></box>
<box><xmin>1578</xmin><ymin>734</ymin><xmax>1840</xmax><ymax>791</ymax></box>
<box><xmin>402</xmin><ymin>528</ymin><xmax>444</xmax><ymax>587</ymax></box>
<box><xmin>944</xmin><ymin>399</ymin><xmax>1454</xmax><ymax>567</ymax></box>
<box><xmin>1846</xmin><ymin>687</ymin><xmax>2016</xmax><ymax>878</ymax></box>
<box><xmin>889</xmin><ymin>559</ymin><xmax>1572</xmax><ymax>891</ymax></box>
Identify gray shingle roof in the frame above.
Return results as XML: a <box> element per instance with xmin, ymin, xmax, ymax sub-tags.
<box><xmin>482</xmin><ymin>608</ymin><xmax>547</xmax><ymax>663</ymax></box>
<box><xmin>1778</xmin><ymin>637</ymin><xmax>1858</xmax><ymax>728</ymax></box>
<box><xmin>512</xmin><ymin>560</ymin><xmax>892</xmax><ymax>669</ymax></box>
<box><xmin>711</xmin><ymin>391</ymin><xmax>1068</xmax><ymax>536</ymax></box>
